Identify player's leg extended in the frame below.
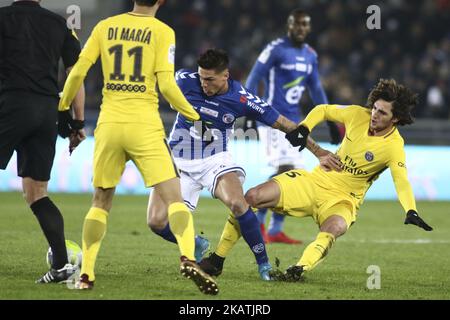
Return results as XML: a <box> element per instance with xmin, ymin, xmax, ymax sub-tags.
<box><xmin>79</xmin><ymin>187</ymin><xmax>114</xmax><ymax>288</ymax></box>
<box><xmin>147</xmin><ymin>182</ymin><xmax>209</xmax><ymax>263</ymax></box>
<box><xmin>245</xmin><ymin>179</ymin><xmax>282</xmax><ymax>209</ymax></box>
<box><xmin>215</xmin><ymin>213</ymin><xmax>241</xmax><ymax>260</ymax></box>
<box><xmin>155</xmin><ymin>177</ymin><xmax>219</xmax><ymax>295</ymax></box>
<box><xmin>214</xmin><ymin>172</ymin><xmax>272</xmax><ymax>280</ymax></box>
<box><xmin>147</xmin><ymin>188</ymin><xmax>175</xmax><ymax>242</ymax></box>
<box><xmin>154</xmin><ymin>177</ymin><xmax>196</xmax><ymax>261</ymax></box>
<box><xmin>294</xmin><ymin>205</ymin><xmax>350</xmax><ymax>279</ymax></box>
<box><xmin>78</xmin><ymin>123</ymin><xmax>124</xmax><ymax>288</ymax></box>
<box><xmin>200</xmin><ymin>212</ymin><xmax>240</xmax><ymax>277</ymax></box>
<box><xmin>24</xmin><ymin>178</ymin><xmax>77</xmax><ymax>283</ymax></box>
<box><xmin>24</xmin><ymin>178</ymin><xmax>68</xmax><ymax>270</ymax></box>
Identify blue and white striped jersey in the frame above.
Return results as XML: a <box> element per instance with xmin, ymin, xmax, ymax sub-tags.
<box><xmin>246</xmin><ymin>36</ymin><xmax>328</xmax><ymax>124</ymax></box>
<box><xmin>168</xmin><ymin>69</ymin><xmax>280</xmax><ymax>160</ymax></box>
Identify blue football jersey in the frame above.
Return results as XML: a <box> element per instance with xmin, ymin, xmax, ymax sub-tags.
<box><xmin>169</xmin><ymin>69</ymin><xmax>280</xmax><ymax>160</ymax></box>
<box><xmin>246</xmin><ymin>36</ymin><xmax>328</xmax><ymax>124</ymax></box>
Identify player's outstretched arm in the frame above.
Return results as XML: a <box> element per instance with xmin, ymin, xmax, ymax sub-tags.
<box><xmin>157</xmin><ymin>71</ymin><xmax>200</xmax><ymax>121</ymax></box>
<box><xmin>65</xmin><ymin>66</ymin><xmax>86</xmax><ymax>154</ymax></box>
<box><xmin>404</xmin><ymin>210</ymin><xmax>433</xmax><ymax>231</ymax></box>
<box><xmin>271</xmin><ymin>115</ymin><xmax>310</xmax><ymax>150</ymax></box>
<box><xmin>271</xmin><ymin>114</ymin><xmax>297</xmax><ymax>133</ymax></box>
<box><xmin>271</xmin><ymin>115</ymin><xmax>341</xmax><ymax>171</ymax></box>
<box><xmin>59</xmin><ymin>57</ymin><xmax>92</xmax><ymax>111</ymax></box>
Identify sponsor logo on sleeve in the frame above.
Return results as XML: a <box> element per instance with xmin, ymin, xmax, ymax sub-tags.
<box><xmin>168</xmin><ymin>45</ymin><xmax>175</xmax><ymax>64</ymax></box>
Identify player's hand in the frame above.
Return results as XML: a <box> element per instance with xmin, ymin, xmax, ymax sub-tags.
<box><xmin>69</xmin><ymin>128</ymin><xmax>86</xmax><ymax>155</ymax></box>
<box><xmin>404</xmin><ymin>210</ymin><xmax>433</xmax><ymax>231</ymax></box>
<box><xmin>285</xmin><ymin>125</ymin><xmax>310</xmax><ymax>151</ymax></box>
<box><xmin>57</xmin><ymin>110</ymin><xmax>74</xmax><ymax>138</ymax></box>
<box><xmin>58</xmin><ymin>111</ymin><xmax>85</xmax><ymax>138</ymax></box>
<box><xmin>319</xmin><ymin>152</ymin><xmax>343</xmax><ymax>172</ymax></box>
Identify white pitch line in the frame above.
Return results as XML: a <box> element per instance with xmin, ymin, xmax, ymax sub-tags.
<box><xmin>337</xmin><ymin>238</ymin><xmax>450</xmax><ymax>244</ymax></box>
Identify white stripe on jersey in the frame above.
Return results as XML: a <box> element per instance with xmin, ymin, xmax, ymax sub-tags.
<box><xmin>267</xmin><ymin>67</ymin><xmax>275</xmax><ymax>105</ymax></box>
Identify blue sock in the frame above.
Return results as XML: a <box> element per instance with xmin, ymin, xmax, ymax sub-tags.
<box><xmin>152</xmin><ymin>223</ymin><xmax>177</xmax><ymax>243</ymax></box>
<box><xmin>152</xmin><ymin>224</ymin><xmax>203</xmax><ymax>248</ymax></box>
<box><xmin>236</xmin><ymin>207</ymin><xmax>268</xmax><ymax>265</ymax></box>
<box><xmin>268</xmin><ymin>212</ymin><xmax>285</xmax><ymax>235</ymax></box>
<box><xmin>256</xmin><ymin>208</ymin><xmax>268</xmax><ymax>225</ymax></box>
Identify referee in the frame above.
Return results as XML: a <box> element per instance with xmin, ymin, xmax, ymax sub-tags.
<box><xmin>0</xmin><ymin>0</ymin><xmax>85</xmax><ymax>283</ymax></box>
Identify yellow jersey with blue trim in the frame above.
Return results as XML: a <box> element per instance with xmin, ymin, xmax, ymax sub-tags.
<box><xmin>302</xmin><ymin>104</ymin><xmax>417</xmax><ymax>212</ymax></box>
<box><xmin>80</xmin><ymin>13</ymin><xmax>176</xmax><ymax>127</ymax></box>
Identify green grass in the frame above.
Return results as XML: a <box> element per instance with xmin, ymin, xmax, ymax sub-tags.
<box><xmin>0</xmin><ymin>192</ymin><xmax>449</xmax><ymax>300</ymax></box>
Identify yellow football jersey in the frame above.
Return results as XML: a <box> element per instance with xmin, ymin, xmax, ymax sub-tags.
<box><xmin>302</xmin><ymin>104</ymin><xmax>417</xmax><ymax>212</ymax></box>
<box><xmin>80</xmin><ymin>13</ymin><xmax>176</xmax><ymax>127</ymax></box>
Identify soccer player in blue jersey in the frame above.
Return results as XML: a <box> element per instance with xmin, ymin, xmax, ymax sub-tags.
<box><xmin>146</xmin><ymin>49</ymin><xmax>340</xmax><ymax>280</ymax></box>
<box><xmin>245</xmin><ymin>8</ymin><xmax>342</xmax><ymax>244</ymax></box>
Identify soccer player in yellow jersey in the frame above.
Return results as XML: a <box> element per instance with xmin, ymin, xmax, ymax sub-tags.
<box><xmin>58</xmin><ymin>0</ymin><xmax>218</xmax><ymax>294</ymax></box>
<box><xmin>244</xmin><ymin>79</ymin><xmax>433</xmax><ymax>281</ymax></box>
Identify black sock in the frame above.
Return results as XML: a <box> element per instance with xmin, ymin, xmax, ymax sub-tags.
<box><xmin>209</xmin><ymin>252</ymin><xmax>225</xmax><ymax>269</ymax></box>
<box><xmin>30</xmin><ymin>197</ymin><xmax>68</xmax><ymax>269</ymax></box>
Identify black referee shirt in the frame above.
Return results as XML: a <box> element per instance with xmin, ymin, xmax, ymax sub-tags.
<box><xmin>0</xmin><ymin>1</ymin><xmax>81</xmax><ymax>97</ymax></box>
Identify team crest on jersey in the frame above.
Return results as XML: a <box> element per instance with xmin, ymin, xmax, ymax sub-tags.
<box><xmin>365</xmin><ymin>151</ymin><xmax>374</xmax><ymax>162</ymax></box>
<box><xmin>222</xmin><ymin>113</ymin><xmax>235</xmax><ymax>124</ymax></box>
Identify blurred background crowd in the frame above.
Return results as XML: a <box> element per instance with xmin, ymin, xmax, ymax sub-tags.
<box><xmin>3</xmin><ymin>0</ymin><xmax>447</xmax><ymax>142</ymax></box>
<box><xmin>119</xmin><ymin>0</ymin><xmax>449</xmax><ymax>120</ymax></box>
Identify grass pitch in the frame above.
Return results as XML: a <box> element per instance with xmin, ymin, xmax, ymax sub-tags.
<box><xmin>0</xmin><ymin>192</ymin><xmax>449</xmax><ymax>300</ymax></box>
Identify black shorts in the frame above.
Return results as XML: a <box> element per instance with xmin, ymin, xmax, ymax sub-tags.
<box><xmin>0</xmin><ymin>92</ymin><xmax>58</xmax><ymax>181</ymax></box>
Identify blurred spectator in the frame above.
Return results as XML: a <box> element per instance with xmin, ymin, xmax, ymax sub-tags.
<box><xmin>102</xmin><ymin>0</ymin><xmax>449</xmax><ymax>127</ymax></box>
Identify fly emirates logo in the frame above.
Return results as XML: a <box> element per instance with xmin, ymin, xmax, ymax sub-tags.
<box><xmin>341</xmin><ymin>155</ymin><xmax>369</xmax><ymax>176</ymax></box>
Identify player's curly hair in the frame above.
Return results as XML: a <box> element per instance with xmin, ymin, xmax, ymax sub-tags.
<box><xmin>133</xmin><ymin>0</ymin><xmax>158</xmax><ymax>7</ymax></box>
<box><xmin>366</xmin><ymin>79</ymin><xmax>418</xmax><ymax>126</ymax></box>
<box><xmin>197</xmin><ymin>49</ymin><xmax>229</xmax><ymax>73</ymax></box>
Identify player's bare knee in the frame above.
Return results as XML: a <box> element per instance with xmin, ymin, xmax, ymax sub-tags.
<box><xmin>22</xmin><ymin>179</ymin><xmax>47</xmax><ymax>205</ymax></box>
<box><xmin>320</xmin><ymin>216</ymin><xmax>348</xmax><ymax>238</ymax></box>
<box><xmin>244</xmin><ymin>188</ymin><xmax>260</xmax><ymax>207</ymax></box>
<box><xmin>92</xmin><ymin>187</ymin><xmax>114</xmax><ymax>211</ymax></box>
<box><xmin>227</xmin><ymin>198</ymin><xmax>248</xmax><ymax>217</ymax></box>
<box><xmin>148</xmin><ymin>215</ymin><xmax>167</xmax><ymax>232</ymax></box>
<box><xmin>23</xmin><ymin>191</ymin><xmax>36</xmax><ymax>206</ymax></box>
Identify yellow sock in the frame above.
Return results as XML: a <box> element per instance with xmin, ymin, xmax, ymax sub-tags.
<box><xmin>168</xmin><ymin>202</ymin><xmax>195</xmax><ymax>261</ymax></box>
<box><xmin>216</xmin><ymin>213</ymin><xmax>241</xmax><ymax>258</ymax></box>
<box><xmin>298</xmin><ymin>232</ymin><xmax>335</xmax><ymax>271</ymax></box>
<box><xmin>81</xmin><ymin>207</ymin><xmax>108</xmax><ymax>281</ymax></box>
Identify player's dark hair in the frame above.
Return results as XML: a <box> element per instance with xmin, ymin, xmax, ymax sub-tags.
<box><xmin>367</xmin><ymin>79</ymin><xmax>418</xmax><ymax>126</ymax></box>
<box><xmin>197</xmin><ymin>49</ymin><xmax>229</xmax><ymax>73</ymax></box>
<box><xmin>133</xmin><ymin>0</ymin><xmax>158</xmax><ymax>7</ymax></box>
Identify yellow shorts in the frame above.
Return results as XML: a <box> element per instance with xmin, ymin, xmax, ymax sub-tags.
<box><xmin>272</xmin><ymin>169</ymin><xmax>357</xmax><ymax>228</ymax></box>
<box><xmin>92</xmin><ymin>123</ymin><xmax>179</xmax><ymax>188</ymax></box>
